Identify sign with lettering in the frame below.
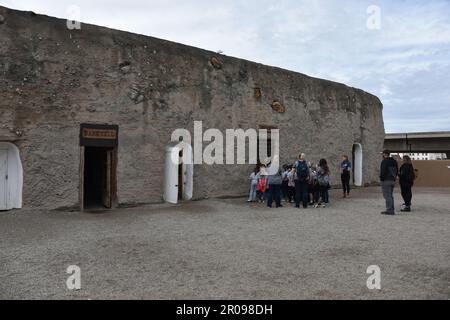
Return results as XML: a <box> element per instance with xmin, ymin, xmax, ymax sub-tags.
<box><xmin>80</xmin><ymin>124</ymin><xmax>119</xmax><ymax>147</ymax></box>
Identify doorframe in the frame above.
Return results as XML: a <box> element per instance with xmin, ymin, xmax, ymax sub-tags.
<box><xmin>0</xmin><ymin>147</ymin><xmax>8</xmax><ymax>209</ymax></box>
<box><xmin>0</xmin><ymin>142</ymin><xmax>23</xmax><ymax>210</ymax></box>
<box><xmin>352</xmin><ymin>143</ymin><xmax>363</xmax><ymax>187</ymax></box>
<box><xmin>79</xmin><ymin>124</ymin><xmax>119</xmax><ymax>211</ymax></box>
<box><xmin>164</xmin><ymin>142</ymin><xmax>194</xmax><ymax>204</ymax></box>
<box><xmin>79</xmin><ymin>146</ymin><xmax>85</xmax><ymax>211</ymax></box>
<box><xmin>79</xmin><ymin>146</ymin><xmax>118</xmax><ymax>211</ymax></box>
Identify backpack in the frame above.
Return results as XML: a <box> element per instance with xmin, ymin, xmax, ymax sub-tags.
<box><xmin>317</xmin><ymin>169</ymin><xmax>330</xmax><ymax>187</ymax></box>
<box><xmin>296</xmin><ymin>161</ymin><xmax>309</xmax><ymax>182</ymax></box>
<box><xmin>257</xmin><ymin>178</ymin><xmax>267</xmax><ymax>192</ymax></box>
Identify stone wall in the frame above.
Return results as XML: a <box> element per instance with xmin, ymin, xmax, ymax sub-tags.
<box><xmin>0</xmin><ymin>6</ymin><xmax>385</xmax><ymax>209</ymax></box>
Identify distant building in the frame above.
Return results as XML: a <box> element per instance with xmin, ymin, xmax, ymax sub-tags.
<box><xmin>406</xmin><ymin>153</ymin><xmax>447</xmax><ymax>161</ymax></box>
<box><xmin>392</xmin><ymin>153</ymin><xmax>448</xmax><ymax>161</ymax></box>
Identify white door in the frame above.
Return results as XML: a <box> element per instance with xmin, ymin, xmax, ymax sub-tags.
<box><xmin>164</xmin><ymin>143</ymin><xmax>194</xmax><ymax>204</ymax></box>
<box><xmin>353</xmin><ymin>143</ymin><xmax>363</xmax><ymax>187</ymax></box>
<box><xmin>0</xmin><ymin>149</ymin><xmax>8</xmax><ymax>210</ymax></box>
<box><xmin>164</xmin><ymin>144</ymin><xmax>180</xmax><ymax>204</ymax></box>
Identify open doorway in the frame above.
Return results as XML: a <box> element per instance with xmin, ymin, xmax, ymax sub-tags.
<box><xmin>257</xmin><ymin>125</ymin><xmax>277</xmax><ymax>165</ymax></box>
<box><xmin>352</xmin><ymin>143</ymin><xmax>363</xmax><ymax>187</ymax></box>
<box><xmin>79</xmin><ymin>124</ymin><xmax>119</xmax><ymax>211</ymax></box>
<box><xmin>164</xmin><ymin>142</ymin><xmax>193</xmax><ymax>204</ymax></box>
<box><xmin>83</xmin><ymin>147</ymin><xmax>116</xmax><ymax>209</ymax></box>
<box><xmin>178</xmin><ymin>150</ymin><xmax>184</xmax><ymax>201</ymax></box>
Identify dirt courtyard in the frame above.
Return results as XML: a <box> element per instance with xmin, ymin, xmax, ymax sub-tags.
<box><xmin>0</xmin><ymin>187</ymin><xmax>449</xmax><ymax>300</ymax></box>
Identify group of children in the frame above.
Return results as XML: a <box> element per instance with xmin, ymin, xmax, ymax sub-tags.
<box><xmin>248</xmin><ymin>154</ymin><xmax>353</xmax><ymax>209</ymax></box>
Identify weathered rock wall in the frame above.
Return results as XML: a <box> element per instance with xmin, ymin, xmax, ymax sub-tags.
<box><xmin>0</xmin><ymin>6</ymin><xmax>385</xmax><ymax>209</ymax></box>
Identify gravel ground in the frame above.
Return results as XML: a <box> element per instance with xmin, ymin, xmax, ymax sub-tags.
<box><xmin>0</xmin><ymin>187</ymin><xmax>449</xmax><ymax>300</ymax></box>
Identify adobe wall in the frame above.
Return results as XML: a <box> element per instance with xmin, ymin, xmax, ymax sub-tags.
<box><xmin>412</xmin><ymin>161</ymin><xmax>450</xmax><ymax>188</ymax></box>
<box><xmin>0</xmin><ymin>6</ymin><xmax>386</xmax><ymax>209</ymax></box>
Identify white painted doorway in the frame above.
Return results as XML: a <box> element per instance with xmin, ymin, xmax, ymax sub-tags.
<box><xmin>0</xmin><ymin>149</ymin><xmax>7</xmax><ymax>209</ymax></box>
<box><xmin>352</xmin><ymin>143</ymin><xmax>363</xmax><ymax>187</ymax></box>
<box><xmin>0</xmin><ymin>142</ymin><xmax>23</xmax><ymax>210</ymax></box>
<box><xmin>164</xmin><ymin>142</ymin><xmax>193</xmax><ymax>204</ymax></box>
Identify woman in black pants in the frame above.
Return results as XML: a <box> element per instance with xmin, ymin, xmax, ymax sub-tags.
<box><xmin>340</xmin><ymin>155</ymin><xmax>352</xmax><ymax>198</ymax></box>
<box><xmin>399</xmin><ymin>155</ymin><xmax>415</xmax><ymax>212</ymax></box>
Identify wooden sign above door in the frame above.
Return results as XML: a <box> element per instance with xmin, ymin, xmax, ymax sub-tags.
<box><xmin>80</xmin><ymin>124</ymin><xmax>119</xmax><ymax>147</ymax></box>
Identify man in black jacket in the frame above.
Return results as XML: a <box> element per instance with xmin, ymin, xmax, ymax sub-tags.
<box><xmin>380</xmin><ymin>150</ymin><xmax>399</xmax><ymax>215</ymax></box>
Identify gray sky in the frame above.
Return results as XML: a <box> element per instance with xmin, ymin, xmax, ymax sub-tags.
<box><xmin>2</xmin><ymin>0</ymin><xmax>450</xmax><ymax>133</ymax></box>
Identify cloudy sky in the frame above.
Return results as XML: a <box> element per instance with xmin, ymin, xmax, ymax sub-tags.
<box><xmin>2</xmin><ymin>0</ymin><xmax>450</xmax><ymax>133</ymax></box>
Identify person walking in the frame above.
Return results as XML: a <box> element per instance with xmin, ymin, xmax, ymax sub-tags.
<box><xmin>316</xmin><ymin>159</ymin><xmax>331</xmax><ymax>208</ymax></box>
<box><xmin>340</xmin><ymin>155</ymin><xmax>352</xmax><ymax>198</ymax></box>
<box><xmin>248</xmin><ymin>167</ymin><xmax>260</xmax><ymax>202</ymax></box>
<box><xmin>380</xmin><ymin>150</ymin><xmax>399</xmax><ymax>215</ymax></box>
<box><xmin>399</xmin><ymin>155</ymin><xmax>415</xmax><ymax>212</ymax></box>
<box><xmin>295</xmin><ymin>153</ymin><xmax>310</xmax><ymax>209</ymax></box>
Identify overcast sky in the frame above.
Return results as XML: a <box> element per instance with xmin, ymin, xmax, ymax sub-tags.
<box><xmin>2</xmin><ymin>0</ymin><xmax>450</xmax><ymax>133</ymax></box>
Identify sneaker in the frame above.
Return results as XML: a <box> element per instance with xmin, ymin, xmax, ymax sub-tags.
<box><xmin>401</xmin><ymin>207</ymin><xmax>411</xmax><ymax>212</ymax></box>
<box><xmin>381</xmin><ymin>211</ymin><xmax>395</xmax><ymax>215</ymax></box>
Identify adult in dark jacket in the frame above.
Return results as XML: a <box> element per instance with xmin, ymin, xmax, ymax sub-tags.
<box><xmin>380</xmin><ymin>150</ymin><xmax>399</xmax><ymax>215</ymax></box>
<box><xmin>399</xmin><ymin>155</ymin><xmax>415</xmax><ymax>212</ymax></box>
<box><xmin>295</xmin><ymin>153</ymin><xmax>310</xmax><ymax>209</ymax></box>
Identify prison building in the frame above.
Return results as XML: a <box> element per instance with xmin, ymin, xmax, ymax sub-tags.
<box><xmin>0</xmin><ymin>6</ymin><xmax>385</xmax><ymax>211</ymax></box>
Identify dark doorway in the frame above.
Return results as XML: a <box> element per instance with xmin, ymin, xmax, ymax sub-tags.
<box><xmin>83</xmin><ymin>147</ymin><xmax>116</xmax><ymax>209</ymax></box>
<box><xmin>257</xmin><ymin>126</ymin><xmax>277</xmax><ymax>165</ymax></box>
<box><xmin>257</xmin><ymin>137</ymin><xmax>272</xmax><ymax>165</ymax></box>
<box><xmin>178</xmin><ymin>150</ymin><xmax>184</xmax><ymax>201</ymax></box>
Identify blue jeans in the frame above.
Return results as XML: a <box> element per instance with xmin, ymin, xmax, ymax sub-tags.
<box><xmin>382</xmin><ymin>180</ymin><xmax>396</xmax><ymax>213</ymax></box>
<box><xmin>267</xmin><ymin>184</ymin><xmax>282</xmax><ymax>208</ymax></box>
<box><xmin>248</xmin><ymin>182</ymin><xmax>258</xmax><ymax>201</ymax></box>
<box><xmin>319</xmin><ymin>185</ymin><xmax>329</xmax><ymax>204</ymax></box>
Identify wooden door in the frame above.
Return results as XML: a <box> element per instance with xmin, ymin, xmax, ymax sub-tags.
<box><xmin>102</xmin><ymin>149</ymin><xmax>112</xmax><ymax>209</ymax></box>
